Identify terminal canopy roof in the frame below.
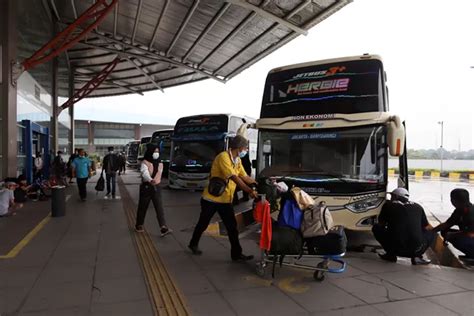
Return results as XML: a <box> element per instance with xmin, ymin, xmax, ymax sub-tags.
<box><xmin>19</xmin><ymin>0</ymin><xmax>351</xmax><ymax>98</ymax></box>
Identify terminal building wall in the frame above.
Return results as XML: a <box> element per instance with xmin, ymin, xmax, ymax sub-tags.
<box><xmin>74</xmin><ymin>120</ymin><xmax>173</xmax><ymax>158</ymax></box>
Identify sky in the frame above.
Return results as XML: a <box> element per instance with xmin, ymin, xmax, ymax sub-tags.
<box><xmin>76</xmin><ymin>0</ymin><xmax>474</xmax><ymax>151</ymax></box>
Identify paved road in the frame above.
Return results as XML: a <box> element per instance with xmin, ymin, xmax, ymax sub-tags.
<box><xmin>388</xmin><ymin>177</ymin><xmax>474</xmax><ymax>222</ymax></box>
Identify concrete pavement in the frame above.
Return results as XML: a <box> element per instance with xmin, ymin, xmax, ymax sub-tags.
<box><xmin>0</xmin><ymin>171</ymin><xmax>472</xmax><ymax>315</ymax></box>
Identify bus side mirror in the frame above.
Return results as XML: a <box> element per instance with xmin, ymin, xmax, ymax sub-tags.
<box><xmin>387</xmin><ymin>116</ymin><xmax>405</xmax><ymax>156</ymax></box>
<box><xmin>252</xmin><ymin>159</ymin><xmax>257</xmax><ymax>169</ymax></box>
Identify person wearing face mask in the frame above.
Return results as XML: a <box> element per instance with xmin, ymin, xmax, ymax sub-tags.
<box><xmin>72</xmin><ymin>149</ymin><xmax>92</xmax><ymax>201</ymax></box>
<box><xmin>135</xmin><ymin>143</ymin><xmax>171</xmax><ymax>237</ymax></box>
<box><xmin>188</xmin><ymin>135</ymin><xmax>258</xmax><ymax>261</ymax></box>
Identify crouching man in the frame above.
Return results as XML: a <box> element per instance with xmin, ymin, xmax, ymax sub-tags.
<box><xmin>432</xmin><ymin>188</ymin><xmax>474</xmax><ymax>261</ymax></box>
<box><xmin>372</xmin><ymin>188</ymin><xmax>435</xmax><ymax>265</ymax></box>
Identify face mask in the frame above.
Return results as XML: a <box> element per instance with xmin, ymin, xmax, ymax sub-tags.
<box><xmin>152</xmin><ymin>152</ymin><xmax>160</xmax><ymax>160</ymax></box>
<box><xmin>238</xmin><ymin>150</ymin><xmax>247</xmax><ymax>158</ymax></box>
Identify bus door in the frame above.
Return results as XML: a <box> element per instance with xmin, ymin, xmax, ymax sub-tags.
<box><xmin>398</xmin><ymin>122</ymin><xmax>409</xmax><ymax>190</ymax></box>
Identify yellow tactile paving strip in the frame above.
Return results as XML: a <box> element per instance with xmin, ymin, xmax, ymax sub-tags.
<box><xmin>118</xmin><ymin>178</ymin><xmax>190</xmax><ymax>316</ymax></box>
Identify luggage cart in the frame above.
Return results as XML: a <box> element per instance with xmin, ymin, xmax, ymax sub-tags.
<box><xmin>256</xmin><ymin>250</ymin><xmax>346</xmax><ymax>281</ymax></box>
<box><xmin>253</xmin><ymin>193</ymin><xmax>346</xmax><ymax>281</ymax></box>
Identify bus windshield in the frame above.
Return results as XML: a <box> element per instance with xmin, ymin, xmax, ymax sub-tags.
<box><xmin>258</xmin><ymin>125</ymin><xmax>387</xmax><ymax>186</ymax></box>
<box><xmin>151</xmin><ymin>138</ymin><xmax>171</xmax><ymax>161</ymax></box>
<box><xmin>127</xmin><ymin>142</ymin><xmax>139</xmax><ymax>158</ymax></box>
<box><xmin>170</xmin><ymin>140</ymin><xmax>225</xmax><ymax>172</ymax></box>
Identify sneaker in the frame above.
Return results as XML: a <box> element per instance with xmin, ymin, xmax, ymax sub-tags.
<box><xmin>411</xmin><ymin>256</ymin><xmax>431</xmax><ymax>265</ymax></box>
<box><xmin>378</xmin><ymin>253</ymin><xmax>397</xmax><ymax>263</ymax></box>
<box><xmin>188</xmin><ymin>244</ymin><xmax>202</xmax><ymax>255</ymax></box>
<box><xmin>160</xmin><ymin>226</ymin><xmax>172</xmax><ymax>237</ymax></box>
<box><xmin>232</xmin><ymin>254</ymin><xmax>254</xmax><ymax>262</ymax></box>
<box><xmin>135</xmin><ymin>225</ymin><xmax>144</xmax><ymax>233</ymax></box>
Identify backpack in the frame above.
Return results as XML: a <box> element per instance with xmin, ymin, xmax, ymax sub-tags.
<box><xmin>277</xmin><ymin>198</ymin><xmax>303</xmax><ymax>230</ymax></box>
<box><xmin>95</xmin><ymin>169</ymin><xmax>105</xmax><ymax>192</ymax></box>
<box><xmin>301</xmin><ymin>203</ymin><xmax>334</xmax><ymax>238</ymax></box>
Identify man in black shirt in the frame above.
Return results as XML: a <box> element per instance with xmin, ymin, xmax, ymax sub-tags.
<box><xmin>372</xmin><ymin>188</ymin><xmax>435</xmax><ymax>265</ymax></box>
<box><xmin>432</xmin><ymin>188</ymin><xmax>474</xmax><ymax>259</ymax></box>
<box><xmin>102</xmin><ymin>147</ymin><xmax>120</xmax><ymax>199</ymax></box>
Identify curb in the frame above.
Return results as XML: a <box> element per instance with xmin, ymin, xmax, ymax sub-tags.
<box><xmin>204</xmin><ymin>206</ymin><xmax>255</xmax><ymax>237</ymax></box>
<box><xmin>389</xmin><ymin>169</ymin><xmax>474</xmax><ymax>180</ymax></box>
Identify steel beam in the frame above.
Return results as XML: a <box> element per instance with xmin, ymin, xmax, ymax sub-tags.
<box><xmin>22</xmin><ymin>0</ymin><xmax>118</xmax><ymax>71</ymax></box>
<box><xmin>182</xmin><ymin>2</ymin><xmax>231</xmax><ymax>62</ymax></box>
<box><xmin>131</xmin><ymin>0</ymin><xmax>143</xmax><ymax>44</ymax></box>
<box><xmin>113</xmin><ymin>0</ymin><xmax>118</xmax><ymax>38</ymax></box>
<box><xmin>94</xmin><ymin>72</ymin><xmax>197</xmax><ymax>90</ymax></box>
<box><xmin>79</xmin><ymin>33</ymin><xmax>225</xmax><ymax>83</ymax></box>
<box><xmin>71</xmin><ymin>0</ymin><xmax>78</xmax><ymax>19</ymax></box>
<box><xmin>225</xmin><ymin>0</ymin><xmax>307</xmax><ymax>35</ymax></box>
<box><xmin>74</xmin><ymin>63</ymin><xmax>177</xmax><ymax>80</ymax></box>
<box><xmin>149</xmin><ymin>0</ymin><xmax>170</xmax><ymax>50</ymax></box>
<box><xmin>60</xmin><ymin>57</ymin><xmax>121</xmax><ymax>111</ymax></box>
<box><xmin>198</xmin><ymin>11</ymin><xmax>257</xmax><ymax>68</ymax></box>
<box><xmin>226</xmin><ymin>0</ymin><xmax>348</xmax><ymax>79</ymax></box>
<box><xmin>214</xmin><ymin>0</ymin><xmax>310</xmax><ymax>75</ymax></box>
<box><xmin>166</xmin><ymin>0</ymin><xmax>200</xmax><ymax>56</ymax></box>
<box><xmin>125</xmin><ymin>57</ymin><xmax>164</xmax><ymax>92</ymax></box>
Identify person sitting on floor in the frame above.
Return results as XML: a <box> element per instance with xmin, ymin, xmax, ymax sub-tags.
<box><xmin>372</xmin><ymin>187</ymin><xmax>435</xmax><ymax>265</ymax></box>
<box><xmin>14</xmin><ymin>175</ymin><xmax>30</xmax><ymax>203</ymax></box>
<box><xmin>0</xmin><ymin>179</ymin><xmax>20</xmax><ymax>217</ymax></box>
<box><xmin>432</xmin><ymin>188</ymin><xmax>474</xmax><ymax>260</ymax></box>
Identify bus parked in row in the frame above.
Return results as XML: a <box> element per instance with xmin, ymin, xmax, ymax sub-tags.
<box><xmin>255</xmin><ymin>54</ymin><xmax>408</xmax><ymax>231</ymax></box>
<box><xmin>150</xmin><ymin>129</ymin><xmax>173</xmax><ymax>178</ymax></box>
<box><xmin>137</xmin><ymin>136</ymin><xmax>152</xmax><ymax>162</ymax></box>
<box><xmin>169</xmin><ymin>114</ymin><xmax>257</xmax><ymax>190</ymax></box>
<box><xmin>125</xmin><ymin>140</ymin><xmax>140</xmax><ymax>168</ymax></box>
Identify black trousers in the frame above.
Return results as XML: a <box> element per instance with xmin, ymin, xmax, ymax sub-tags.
<box><xmin>189</xmin><ymin>198</ymin><xmax>242</xmax><ymax>259</ymax></box>
<box><xmin>76</xmin><ymin>177</ymin><xmax>88</xmax><ymax>199</ymax></box>
<box><xmin>372</xmin><ymin>224</ymin><xmax>436</xmax><ymax>257</ymax></box>
<box><xmin>443</xmin><ymin>229</ymin><xmax>474</xmax><ymax>258</ymax></box>
<box><xmin>106</xmin><ymin>173</ymin><xmax>117</xmax><ymax>195</ymax></box>
<box><xmin>135</xmin><ymin>183</ymin><xmax>166</xmax><ymax>227</ymax></box>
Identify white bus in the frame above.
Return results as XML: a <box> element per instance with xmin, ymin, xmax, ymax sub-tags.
<box><xmin>256</xmin><ymin>54</ymin><xmax>408</xmax><ymax>231</ymax></box>
<box><xmin>169</xmin><ymin>114</ymin><xmax>257</xmax><ymax>190</ymax></box>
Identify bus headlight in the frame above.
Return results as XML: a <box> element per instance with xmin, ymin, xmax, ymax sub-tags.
<box><xmin>345</xmin><ymin>197</ymin><xmax>384</xmax><ymax>213</ymax></box>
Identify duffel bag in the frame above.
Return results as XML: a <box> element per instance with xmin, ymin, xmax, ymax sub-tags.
<box><xmin>270</xmin><ymin>225</ymin><xmax>303</xmax><ymax>256</ymax></box>
<box><xmin>305</xmin><ymin>225</ymin><xmax>347</xmax><ymax>255</ymax></box>
<box><xmin>269</xmin><ymin>225</ymin><xmax>304</xmax><ymax>278</ymax></box>
<box><xmin>277</xmin><ymin>199</ymin><xmax>303</xmax><ymax>230</ymax></box>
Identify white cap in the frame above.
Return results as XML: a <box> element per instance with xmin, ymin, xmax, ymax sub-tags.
<box><xmin>390</xmin><ymin>187</ymin><xmax>409</xmax><ymax>199</ymax></box>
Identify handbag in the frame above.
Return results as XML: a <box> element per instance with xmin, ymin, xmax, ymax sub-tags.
<box><xmin>95</xmin><ymin>169</ymin><xmax>105</xmax><ymax>192</ymax></box>
<box><xmin>207</xmin><ymin>177</ymin><xmax>228</xmax><ymax>197</ymax></box>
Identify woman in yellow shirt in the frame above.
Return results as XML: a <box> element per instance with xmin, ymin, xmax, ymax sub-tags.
<box><xmin>188</xmin><ymin>135</ymin><xmax>257</xmax><ymax>261</ymax></box>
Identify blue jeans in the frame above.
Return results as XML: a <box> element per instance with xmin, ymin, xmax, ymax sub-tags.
<box><xmin>106</xmin><ymin>173</ymin><xmax>116</xmax><ymax>196</ymax></box>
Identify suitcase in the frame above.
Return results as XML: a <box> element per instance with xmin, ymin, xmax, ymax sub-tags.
<box><xmin>305</xmin><ymin>225</ymin><xmax>347</xmax><ymax>255</ymax></box>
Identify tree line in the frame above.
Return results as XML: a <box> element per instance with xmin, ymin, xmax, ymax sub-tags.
<box><xmin>405</xmin><ymin>148</ymin><xmax>474</xmax><ymax>160</ymax></box>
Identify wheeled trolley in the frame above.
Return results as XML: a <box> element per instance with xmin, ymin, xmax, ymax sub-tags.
<box><xmin>256</xmin><ymin>251</ymin><xmax>346</xmax><ymax>281</ymax></box>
